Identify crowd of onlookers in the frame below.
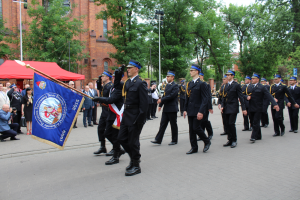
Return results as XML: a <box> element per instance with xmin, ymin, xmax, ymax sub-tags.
<box><xmin>0</xmin><ymin>82</ymin><xmax>33</xmax><ymax>142</ymax></box>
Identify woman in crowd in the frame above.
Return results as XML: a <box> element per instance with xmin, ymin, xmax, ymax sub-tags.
<box><xmin>22</xmin><ymin>87</ymin><xmax>33</xmax><ymax>135</ymax></box>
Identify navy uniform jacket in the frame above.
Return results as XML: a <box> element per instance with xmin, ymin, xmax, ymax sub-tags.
<box><xmin>99</xmin><ymin>81</ymin><xmax>113</xmax><ymax>117</ymax></box>
<box><xmin>262</xmin><ymin>84</ymin><xmax>271</xmax><ymax>112</ymax></box>
<box><xmin>270</xmin><ymin>83</ymin><xmax>295</xmax><ymax>109</ymax></box>
<box><xmin>179</xmin><ymin>84</ymin><xmax>186</xmax><ymax>99</ymax></box>
<box><xmin>7</xmin><ymin>90</ymin><xmax>22</xmax><ymax>111</ymax></box>
<box><xmin>82</xmin><ymin>91</ymin><xmax>95</xmax><ymax>109</ymax></box>
<box><xmin>205</xmin><ymin>82</ymin><xmax>212</xmax><ymax>110</ymax></box>
<box><xmin>184</xmin><ymin>78</ymin><xmax>209</xmax><ymax>116</ymax></box>
<box><xmin>159</xmin><ymin>81</ymin><xmax>179</xmax><ymax>113</ymax></box>
<box><xmin>122</xmin><ymin>75</ymin><xmax>148</xmax><ymax>126</ymax></box>
<box><xmin>221</xmin><ymin>81</ymin><xmax>246</xmax><ymax>114</ymax></box>
<box><xmin>148</xmin><ymin>88</ymin><xmax>155</xmax><ymax>104</ymax></box>
<box><xmin>245</xmin><ymin>83</ymin><xmax>277</xmax><ymax>112</ymax></box>
<box><xmin>241</xmin><ymin>84</ymin><xmax>250</xmax><ymax>109</ymax></box>
<box><xmin>285</xmin><ymin>85</ymin><xmax>300</xmax><ymax>109</ymax></box>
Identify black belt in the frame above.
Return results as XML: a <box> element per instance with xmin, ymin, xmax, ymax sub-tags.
<box><xmin>124</xmin><ymin>104</ymin><xmax>139</xmax><ymax>109</ymax></box>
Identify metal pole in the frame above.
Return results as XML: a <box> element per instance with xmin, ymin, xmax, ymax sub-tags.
<box><xmin>150</xmin><ymin>47</ymin><xmax>152</xmax><ymax>81</ymax></box>
<box><xmin>69</xmin><ymin>41</ymin><xmax>70</xmax><ymax>71</ymax></box>
<box><xmin>19</xmin><ymin>1</ymin><xmax>23</xmax><ymax>61</ymax></box>
<box><xmin>158</xmin><ymin>15</ymin><xmax>161</xmax><ymax>84</ymax></box>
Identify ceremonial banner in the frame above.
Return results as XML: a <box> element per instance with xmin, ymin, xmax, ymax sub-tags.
<box><xmin>32</xmin><ymin>73</ymin><xmax>84</xmax><ymax>150</ymax></box>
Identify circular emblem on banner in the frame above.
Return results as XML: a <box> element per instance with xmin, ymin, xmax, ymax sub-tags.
<box><xmin>39</xmin><ymin>81</ymin><xmax>46</xmax><ymax>90</ymax></box>
<box><xmin>34</xmin><ymin>92</ymin><xmax>67</xmax><ymax>129</ymax></box>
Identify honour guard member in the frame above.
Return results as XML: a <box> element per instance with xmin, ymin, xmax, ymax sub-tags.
<box><xmin>285</xmin><ymin>76</ymin><xmax>300</xmax><ymax>133</ymax></box>
<box><xmin>146</xmin><ymin>83</ymin><xmax>156</xmax><ymax>120</ymax></box>
<box><xmin>199</xmin><ymin>72</ymin><xmax>213</xmax><ymax>140</ymax></box>
<box><xmin>183</xmin><ymin>64</ymin><xmax>211</xmax><ymax>154</ymax></box>
<box><xmin>241</xmin><ymin>75</ymin><xmax>252</xmax><ymax>131</ymax></box>
<box><xmin>151</xmin><ymin>81</ymin><xmax>159</xmax><ymax>118</ymax></box>
<box><xmin>218</xmin><ymin>75</ymin><xmax>228</xmax><ymax>136</ymax></box>
<box><xmin>179</xmin><ymin>80</ymin><xmax>186</xmax><ymax>116</ymax></box>
<box><xmin>270</xmin><ymin>74</ymin><xmax>299</xmax><ymax>136</ymax></box>
<box><xmin>93</xmin><ymin>66</ymin><xmax>126</xmax><ymax>165</ymax></box>
<box><xmin>245</xmin><ymin>73</ymin><xmax>279</xmax><ymax>143</ymax></box>
<box><xmin>94</xmin><ymin>70</ymin><xmax>114</xmax><ymax>155</ymax></box>
<box><xmin>119</xmin><ymin>59</ymin><xmax>148</xmax><ymax>176</ymax></box>
<box><xmin>151</xmin><ymin>71</ymin><xmax>179</xmax><ymax>145</ymax></box>
<box><xmin>221</xmin><ymin>70</ymin><xmax>247</xmax><ymax>148</ymax></box>
<box><xmin>260</xmin><ymin>77</ymin><xmax>270</xmax><ymax>127</ymax></box>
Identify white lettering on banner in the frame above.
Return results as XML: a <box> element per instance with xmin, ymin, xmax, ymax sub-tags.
<box><xmin>72</xmin><ymin>99</ymin><xmax>80</xmax><ymax>111</ymax></box>
<box><xmin>60</xmin><ymin>130</ymin><xmax>66</xmax><ymax>142</ymax></box>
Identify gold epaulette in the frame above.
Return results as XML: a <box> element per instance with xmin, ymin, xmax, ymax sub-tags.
<box><xmin>122</xmin><ymin>79</ymin><xmax>129</xmax><ymax>98</ymax></box>
<box><xmin>186</xmin><ymin>82</ymin><xmax>191</xmax><ymax>97</ymax></box>
<box><xmin>246</xmin><ymin>86</ymin><xmax>251</xmax><ymax>96</ymax></box>
<box><xmin>139</xmin><ymin>77</ymin><xmax>144</xmax><ymax>81</ymax></box>
<box><xmin>285</xmin><ymin>93</ymin><xmax>288</xmax><ymax>97</ymax></box>
<box><xmin>181</xmin><ymin>86</ymin><xmax>186</xmax><ymax>92</ymax></box>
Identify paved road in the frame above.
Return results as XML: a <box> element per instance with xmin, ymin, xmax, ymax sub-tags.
<box><xmin>1</xmin><ymin>106</ymin><xmax>300</xmax><ymax>200</ymax></box>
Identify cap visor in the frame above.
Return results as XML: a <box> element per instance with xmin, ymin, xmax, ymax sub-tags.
<box><xmin>126</xmin><ymin>65</ymin><xmax>135</xmax><ymax>68</ymax></box>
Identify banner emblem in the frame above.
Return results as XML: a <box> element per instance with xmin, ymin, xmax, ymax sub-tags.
<box><xmin>37</xmin><ymin>81</ymin><xmax>47</xmax><ymax>89</ymax></box>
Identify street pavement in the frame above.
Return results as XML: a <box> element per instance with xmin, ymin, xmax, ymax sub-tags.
<box><xmin>1</xmin><ymin>106</ymin><xmax>300</xmax><ymax>200</ymax></box>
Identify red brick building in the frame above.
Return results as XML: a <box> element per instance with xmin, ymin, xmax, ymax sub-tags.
<box><xmin>1</xmin><ymin>0</ymin><xmax>117</xmax><ymax>89</ymax></box>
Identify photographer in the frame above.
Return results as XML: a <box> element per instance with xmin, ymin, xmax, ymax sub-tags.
<box><xmin>0</xmin><ymin>104</ymin><xmax>20</xmax><ymax>142</ymax></box>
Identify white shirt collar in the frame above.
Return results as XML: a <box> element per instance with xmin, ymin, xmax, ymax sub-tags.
<box><xmin>130</xmin><ymin>75</ymin><xmax>138</xmax><ymax>81</ymax></box>
<box><xmin>228</xmin><ymin>80</ymin><xmax>233</xmax><ymax>85</ymax></box>
<box><xmin>193</xmin><ymin>78</ymin><xmax>199</xmax><ymax>83</ymax></box>
<box><xmin>276</xmin><ymin>82</ymin><xmax>281</xmax><ymax>87</ymax></box>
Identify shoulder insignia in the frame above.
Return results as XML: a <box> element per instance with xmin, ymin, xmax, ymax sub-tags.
<box><xmin>139</xmin><ymin>77</ymin><xmax>144</xmax><ymax>81</ymax></box>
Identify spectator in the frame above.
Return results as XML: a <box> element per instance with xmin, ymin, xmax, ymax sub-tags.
<box><xmin>21</xmin><ymin>84</ymin><xmax>30</xmax><ymax>96</ymax></box>
<box><xmin>0</xmin><ymin>83</ymin><xmax>9</xmax><ymax>110</ymax></box>
<box><xmin>69</xmin><ymin>81</ymin><xmax>78</xmax><ymax>128</ymax></box>
<box><xmin>7</xmin><ymin>84</ymin><xmax>23</xmax><ymax>133</ymax></box>
<box><xmin>82</xmin><ymin>85</ymin><xmax>94</xmax><ymax>128</ymax></box>
<box><xmin>0</xmin><ymin>104</ymin><xmax>20</xmax><ymax>142</ymax></box>
<box><xmin>6</xmin><ymin>82</ymin><xmax>11</xmax><ymax>90</ymax></box>
<box><xmin>21</xmin><ymin>87</ymin><xmax>33</xmax><ymax>135</ymax></box>
<box><xmin>3</xmin><ymin>87</ymin><xmax>7</xmax><ymax>93</ymax></box>
<box><xmin>89</xmin><ymin>82</ymin><xmax>98</xmax><ymax>125</ymax></box>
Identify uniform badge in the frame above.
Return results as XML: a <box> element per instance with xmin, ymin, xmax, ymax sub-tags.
<box><xmin>37</xmin><ymin>81</ymin><xmax>46</xmax><ymax>90</ymax></box>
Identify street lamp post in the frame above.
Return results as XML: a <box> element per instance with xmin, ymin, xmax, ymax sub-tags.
<box><xmin>13</xmin><ymin>0</ymin><xmax>26</xmax><ymax>61</ymax></box>
<box><xmin>155</xmin><ymin>10</ymin><xmax>164</xmax><ymax>84</ymax></box>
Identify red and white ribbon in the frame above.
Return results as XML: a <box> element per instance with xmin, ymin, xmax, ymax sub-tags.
<box><xmin>108</xmin><ymin>103</ymin><xmax>124</xmax><ymax>129</ymax></box>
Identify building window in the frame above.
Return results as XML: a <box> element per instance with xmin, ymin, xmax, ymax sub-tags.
<box><xmin>103</xmin><ymin>19</ymin><xmax>108</xmax><ymax>37</ymax></box>
<box><xmin>104</xmin><ymin>61</ymin><xmax>108</xmax><ymax>71</ymax></box>
<box><xmin>43</xmin><ymin>0</ymin><xmax>70</xmax><ymax>15</ymax></box>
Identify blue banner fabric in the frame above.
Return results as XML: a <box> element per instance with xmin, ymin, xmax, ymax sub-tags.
<box><xmin>32</xmin><ymin>73</ymin><xmax>84</xmax><ymax>150</ymax></box>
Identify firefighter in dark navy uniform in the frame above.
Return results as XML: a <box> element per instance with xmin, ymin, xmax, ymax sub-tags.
<box><xmin>183</xmin><ymin>64</ymin><xmax>211</xmax><ymax>154</ymax></box>
<box><xmin>285</xmin><ymin>76</ymin><xmax>300</xmax><ymax>133</ymax></box>
<box><xmin>241</xmin><ymin>75</ymin><xmax>252</xmax><ymax>131</ymax></box>
<box><xmin>218</xmin><ymin>75</ymin><xmax>228</xmax><ymax>136</ymax></box>
<box><xmin>118</xmin><ymin>59</ymin><xmax>148</xmax><ymax>176</ymax></box>
<box><xmin>94</xmin><ymin>70</ymin><xmax>114</xmax><ymax>155</ymax></box>
<box><xmin>179</xmin><ymin>80</ymin><xmax>186</xmax><ymax>116</ymax></box>
<box><xmin>270</xmin><ymin>74</ymin><xmax>299</xmax><ymax>137</ymax></box>
<box><xmin>260</xmin><ymin>77</ymin><xmax>270</xmax><ymax>128</ymax></box>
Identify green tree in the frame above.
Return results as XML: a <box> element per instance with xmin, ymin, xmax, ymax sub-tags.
<box><xmin>23</xmin><ymin>0</ymin><xmax>88</xmax><ymax>71</ymax></box>
<box><xmin>0</xmin><ymin>17</ymin><xmax>12</xmax><ymax>59</ymax></box>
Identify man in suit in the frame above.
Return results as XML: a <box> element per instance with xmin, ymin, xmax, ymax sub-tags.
<box><xmin>82</xmin><ymin>85</ymin><xmax>94</xmax><ymax>127</ymax></box>
<box><xmin>94</xmin><ymin>70</ymin><xmax>114</xmax><ymax>155</ymax></box>
<box><xmin>199</xmin><ymin>72</ymin><xmax>213</xmax><ymax>140</ymax></box>
<box><xmin>241</xmin><ymin>75</ymin><xmax>252</xmax><ymax>131</ymax></box>
<box><xmin>118</xmin><ymin>59</ymin><xmax>148</xmax><ymax>176</ymax></box>
<box><xmin>218</xmin><ymin>75</ymin><xmax>228</xmax><ymax>136</ymax></box>
<box><xmin>285</xmin><ymin>76</ymin><xmax>300</xmax><ymax>133</ymax></box>
<box><xmin>151</xmin><ymin>81</ymin><xmax>159</xmax><ymax>118</ymax></box>
<box><xmin>0</xmin><ymin>104</ymin><xmax>20</xmax><ymax>142</ymax></box>
<box><xmin>270</xmin><ymin>74</ymin><xmax>299</xmax><ymax>136</ymax></box>
<box><xmin>221</xmin><ymin>70</ymin><xmax>247</xmax><ymax>148</ymax></box>
<box><xmin>245</xmin><ymin>73</ymin><xmax>279</xmax><ymax>143</ymax></box>
<box><xmin>179</xmin><ymin>80</ymin><xmax>186</xmax><ymax>116</ymax></box>
<box><xmin>21</xmin><ymin>84</ymin><xmax>30</xmax><ymax>97</ymax></box>
<box><xmin>183</xmin><ymin>65</ymin><xmax>211</xmax><ymax>154</ymax></box>
<box><xmin>151</xmin><ymin>71</ymin><xmax>179</xmax><ymax>145</ymax></box>
<box><xmin>93</xmin><ymin>66</ymin><xmax>126</xmax><ymax>165</ymax></box>
<box><xmin>146</xmin><ymin>83</ymin><xmax>156</xmax><ymax>120</ymax></box>
<box><xmin>89</xmin><ymin>82</ymin><xmax>98</xmax><ymax>125</ymax></box>
<box><xmin>260</xmin><ymin>77</ymin><xmax>270</xmax><ymax>128</ymax></box>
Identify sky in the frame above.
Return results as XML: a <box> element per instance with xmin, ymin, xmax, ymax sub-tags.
<box><xmin>221</xmin><ymin>0</ymin><xmax>256</xmax><ymax>6</ymax></box>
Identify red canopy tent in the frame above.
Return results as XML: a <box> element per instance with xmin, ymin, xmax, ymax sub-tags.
<box><xmin>0</xmin><ymin>60</ymin><xmax>85</xmax><ymax>81</ymax></box>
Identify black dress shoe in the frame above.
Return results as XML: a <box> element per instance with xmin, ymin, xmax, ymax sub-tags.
<box><xmin>289</xmin><ymin>130</ymin><xmax>294</xmax><ymax>132</ymax></box>
<box><xmin>273</xmin><ymin>133</ymin><xmax>280</xmax><ymax>137</ymax></box>
<box><xmin>264</xmin><ymin>124</ymin><xmax>268</xmax><ymax>128</ymax></box>
<box><xmin>94</xmin><ymin>122</ymin><xmax>99</xmax><ymax>125</ymax></box>
<box><xmin>242</xmin><ymin>129</ymin><xmax>249</xmax><ymax>131</ymax></box>
<box><xmin>106</xmin><ymin>149</ymin><xmax>114</xmax><ymax>156</ymax></box>
<box><xmin>186</xmin><ymin>148</ymin><xmax>198</xmax><ymax>154</ymax></box>
<box><xmin>197</xmin><ymin>137</ymin><xmax>202</xmax><ymax>141</ymax></box>
<box><xmin>105</xmin><ymin>150</ymin><xmax>122</xmax><ymax>165</ymax></box>
<box><xmin>250</xmin><ymin>138</ymin><xmax>255</xmax><ymax>143</ymax></box>
<box><xmin>94</xmin><ymin>147</ymin><xmax>107</xmax><ymax>154</ymax></box>
<box><xmin>203</xmin><ymin>142</ymin><xmax>211</xmax><ymax>152</ymax></box>
<box><xmin>147</xmin><ymin>118</ymin><xmax>153</xmax><ymax>120</ymax></box>
<box><xmin>17</xmin><ymin>131</ymin><xmax>24</xmax><ymax>134</ymax></box>
<box><xmin>294</xmin><ymin>130</ymin><xmax>298</xmax><ymax>133</ymax></box>
<box><xmin>281</xmin><ymin>131</ymin><xmax>285</xmax><ymax>136</ymax></box>
<box><xmin>220</xmin><ymin>132</ymin><xmax>228</xmax><ymax>136</ymax></box>
<box><xmin>73</xmin><ymin>125</ymin><xmax>78</xmax><ymax>128</ymax></box>
<box><xmin>126</xmin><ymin>159</ymin><xmax>141</xmax><ymax>170</ymax></box>
<box><xmin>168</xmin><ymin>141</ymin><xmax>177</xmax><ymax>145</ymax></box>
<box><xmin>256</xmin><ymin>138</ymin><xmax>261</xmax><ymax>140</ymax></box>
<box><xmin>125</xmin><ymin>159</ymin><xmax>141</xmax><ymax>176</ymax></box>
<box><xmin>223</xmin><ymin>141</ymin><xmax>232</xmax><ymax>147</ymax></box>
<box><xmin>151</xmin><ymin>140</ymin><xmax>161</xmax><ymax>144</ymax></box>
<box><xmin>10</xmin><ymin>137</ymin><xmax>20</xmax><ymax>140</ymax></box>
<box><xmin>84</xmin><ymin>125</ymin><xmax>87</xmax><ymax>128</ymax></box>
<box><xmin>231</xmin><ymin>142</ymin><xmax>237</xmax><ymax>148</ymax></box>
<box><xmin>1</xmin><ymin>139</ymin><xmax>6</xmax><ymax>142</ymax></box>
<box><xmin>208</xmin><ymin>135</ymin><xmax>213</xmax><ymax>140</ymax></box>
<box><xmin>249</xmin><ymin>127</ymin><xmax>253</xmax><ymax>131</ymax></box>
<box><xmin>151</xmin><ymin>116</ymin><xmax>158</xmax><ymax>118</ymax></box>
<box><xmin>88</xmin><ymin>124</ymin><xmax>93</xmax><ymax>127</ymax></box>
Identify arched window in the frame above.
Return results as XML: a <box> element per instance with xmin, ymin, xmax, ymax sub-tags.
<box><xmin>104</xmin><ymin>61</ymin><xmax>108</xmax><ymax>71</ymax></box>
<box><xmin>103</xmin><ymin>19</ymin><xmax>108</xmax><ymax>37</ymax></box>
